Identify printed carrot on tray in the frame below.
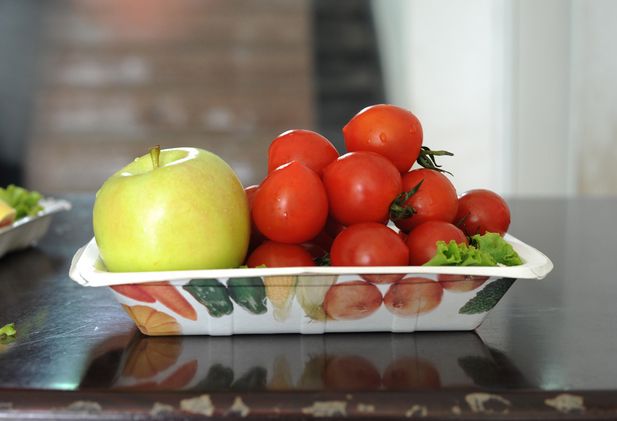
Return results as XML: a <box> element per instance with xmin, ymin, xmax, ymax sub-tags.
<box><xmin>140</xmin><ymin>282</ymin><xmax>198</xmax><ymax>321</ymax></box>
<box><xmin>111</xmin><ymin>285</ymin><xmax>156</xmax><ymax>303</ymax></box>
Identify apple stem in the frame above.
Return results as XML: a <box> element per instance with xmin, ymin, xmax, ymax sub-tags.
<box><xmin>150</xmin><ymin>145</ymin><xmax>161</xmax><ymax>169</ymax></box>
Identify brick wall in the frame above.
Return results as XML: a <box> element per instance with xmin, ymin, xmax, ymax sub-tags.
<box><xmin>25</xmin><ymin>0</ymin><xmax>314</xmax><ymax>193</ymax></box>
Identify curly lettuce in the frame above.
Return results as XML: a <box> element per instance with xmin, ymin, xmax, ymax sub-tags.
<box><xmin>424</xmin><ymin>232</ymin><xmax>523</xmax><ymax>267</ymax></box>
<box><xmin>0</xmin><ymin>185</ymin><xmax>43</xmax><ymax>220</ymax></box>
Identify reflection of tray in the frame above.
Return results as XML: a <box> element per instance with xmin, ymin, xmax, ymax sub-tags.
<box><xmin>0</xmin><ymin>198</ymin><xmax>71</xmax><ymax>259</ymax></box>
<box><xmin>69</xmin><ymin>235</ymin><xmax>553</xmax><ymax>335</ymax></box>
<box><xmin>79</xmin><ymin>332</ymin><xmax>529</xmax><ymax>392</ymax></box>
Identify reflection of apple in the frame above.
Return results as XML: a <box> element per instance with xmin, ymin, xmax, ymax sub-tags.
<box><xmin>0</xmin><ymin>200</ymin><xmax>16</xmax><ymax>228</ymax></box>
<box><xmin>93</xmin><ymin>146</ymin><xmax>250</xmax><ymax>272</ymax></box>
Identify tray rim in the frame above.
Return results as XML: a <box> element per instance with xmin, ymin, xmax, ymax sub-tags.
<box><xmin>69</xmin><ymin>233</ymin><xmax>554</xmax><ymax>287</ymax></box>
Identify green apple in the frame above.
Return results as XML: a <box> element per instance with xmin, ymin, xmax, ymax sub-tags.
<box><xmin>93</xmin><ymin>146</ymin><xmax>250</xmax><ymax>272</ymax></box>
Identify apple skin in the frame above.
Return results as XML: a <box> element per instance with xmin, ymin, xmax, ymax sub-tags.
<box><xmin>93</xmin><ymin>147</ymin><xmax>250</xmax><ymax>272</ymax></box>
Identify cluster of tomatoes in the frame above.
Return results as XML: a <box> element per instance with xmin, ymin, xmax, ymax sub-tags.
<box><xmin>243</xmin><ymin>104</ymin><xmax>511</xmax><ymax>272</ymax></box>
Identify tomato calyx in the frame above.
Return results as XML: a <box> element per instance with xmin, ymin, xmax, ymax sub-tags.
<box><xmin>389</xmin><ymin>179</ymin><xmax>424</xmax><ymax>221</ymax></box>
<box><xmin>416</xmin><ymin>146</ymin><xmax>454</xmax><ymax>175</ymax></box>
<box><xmin>313</xmin><ymin>252</ymin><xmax>331</xmax><ymax>266</ymax></box>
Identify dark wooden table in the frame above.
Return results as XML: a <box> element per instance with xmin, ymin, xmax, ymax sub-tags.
<box><xmin>1</xmin><ymin>195</ymin><xmax>616</xmax><ymax>420</ymax></box>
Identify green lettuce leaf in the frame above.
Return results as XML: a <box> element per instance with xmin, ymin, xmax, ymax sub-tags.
<box><xmin>470</xmin><ymin>232</ymin><xmax>523</xmax><ymax>266</ymax></box>
<box><xmin>423</xmin><ymin>233</ymin><xmax>523</xmax><ymax>267</ymax></box>
<box><xmin>0</xmin><ymin>185</ymin><xmax>43</xmax><ymax>220</ymax></box>
<box><xmin>424</xmin><ymin>240</ymin><xmax>496</xmax><ymax>266</ymax></box>
<box><xmin>0</xmin><ymin>323</ymin><xmax>16</xmax><ymax>337</ymax></box>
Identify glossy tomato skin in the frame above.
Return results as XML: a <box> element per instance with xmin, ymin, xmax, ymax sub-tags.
<box><xmin>245</xmin><ymin>184</ymin><xmax>265</xmax><ymax>253</ymax></box>
<box><xmin>322</xmin><ymin>151</ymin><xmax>402</xmax><ymax>226</ymax></box>
<box><xmin>393</xmin><ymin>169</ymin><xmax>458</xmax><ymax>233</ymax></box>
<box><xmin>331</xmin><ymin>223</ymin><xmax>408</xmax><ymax>267</ymax></box>
<box><xmin>268</xmin><ymin>129</ymin><xmax>339</xmax><ymax>175</ymax></box>
<box><xmin>455</xmin><ymin>189</ymin><xmax>511</xmax><ymax>236</ymax></box>
<box><xmin>252</xmin><ymin>161</ymin><xmax>328</xmax><ymax>244</ymax></box>
<box><xmin>343</xmin><ymin>104</ymin><xmax>423</xmax><ymax>173</ymax></box>
<box><xmin>406</xmin><ymin>221</ymin><xmax>467</xmax><ymax>266</ymax></box>
<box><xmin>246</xmin><ymin>241</ymin><xmax>315</xmax><ymax>267</ymax></box>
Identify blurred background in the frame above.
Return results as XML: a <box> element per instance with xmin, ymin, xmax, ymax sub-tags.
<box><xmin>0</xmin><ymin>0</ymin><xmax>615</xmax><ymax>197</ymax></box>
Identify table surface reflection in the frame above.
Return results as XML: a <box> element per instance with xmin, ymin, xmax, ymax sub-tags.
<box><xmin>1</xmin><ymin>195</ymin><xmax>616</xmax><ymax>419</ymax></box>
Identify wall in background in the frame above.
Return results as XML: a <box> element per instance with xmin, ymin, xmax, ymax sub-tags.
<box><xmin>24</xmin><ymin>0</ymin><xmax>314</xmax><ymax>193</ymax></box>
<box><xmin>372</xmin><ymin>0</ymin><xmax>617</xmax><ymax>197</ymax></box>
<box><xmin>570</xmin><ymin>0</ymin><xmax>617</xmax><ymax>195</ymax></box>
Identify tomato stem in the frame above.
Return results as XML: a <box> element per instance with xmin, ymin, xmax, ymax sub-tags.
<box><xmin>389</xmin><ymin>179</ymin><xmax>424</xmax><ymax>221</ymax></box>
<box><xmin>417</xmin><ymin>146</ymin><xmax>454</xmax><ymax>175</ymax></box>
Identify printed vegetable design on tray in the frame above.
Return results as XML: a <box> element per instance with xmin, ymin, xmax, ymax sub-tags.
<box><xmin>182</xmin><ymin>277</ymin><xmax>268</xmax><ymax>317</ymax></box>
<box><xmin>122</xmin><ymin>305</ymin><xmax>181</xmax><ymax>336</ymax></box>
<box><xmin>438</xmin><ymin>274</ymin><xmax>488</xmax><ymax>292</ymax></box>
<box><xmin>228</xmin><ymin>276</ymin><xmax>267</xmax><ymax>314</ymax></box>
<box><xmin>324</xmin><ymin>280</ymin><xmax>382</xmax><ymax>321</ymax></box>
<box><xmin>384</xmin><ymin>277</ymin><xmax>444</xmax><ymax>317</ymax></box>
<box><xmin>295</xmin><ymin>275</ymin><xmax>337</xmax><ymax>321</ymax></box>
<box><xmin>459</xmin><ymin>278</ymin><xmax>516</xmax><ymax>315</ymax></box>
<box><xmin>264</xmin><ymin>275</ymin><xmax>297</xmax><ymax>321</ymax></box>
<box><xmin>183</xmin><ymin>279</ymin><xmax>233</xmax><ymax>318</ymax></box>
<box><xmin>112</xmin><ymin>282</ymin><xmax>196</xmax><ymax>321</ymax></box>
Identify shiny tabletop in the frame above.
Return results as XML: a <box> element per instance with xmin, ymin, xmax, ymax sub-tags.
<box><xmin>0</xmin><ymin>195</ymin><xmax>616</xmax><ymax>420</ymax></box>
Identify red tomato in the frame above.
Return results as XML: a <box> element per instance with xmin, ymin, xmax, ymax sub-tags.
<box><xmin>245</xmin><ymin>184</ymin><xmax>265</xmax><ymax>252</ymax></box>
<box><xmin>331</xmin><ymin>223</ymin><xmax>408</xmax><ymax>284</ymax></box>
<box><xmin>246</xmin><ymin>241</ymin><xmax>315</xmax><ymax>267</ymax></box>
<box><xmin>343</xmin><ymin>104</ymin><xmax>423</xmax><ymax>173</ymax></box>
<box><xmin>392</xmin><ymin>169</ymin><xmax>458</xmax><ymax>233</ymax></box>
<box><xmin>267</xmin><ymin>129</ymin><xmax>339</xmax><ymax>175</ymax></box>
<box><xmin>406</xmin><ymin>221</ymin><xmax>467</xmax><ymax>266</ymax></box>
<box><xmin>331</xmin><ymin>223</ymin><xmax>408</xmax><ymax>267</ymax></box>
<box><xmin>455</xmin><ymin>189</ymin><xmax>511</xmax><ymax>236</ymax></box>
<box><xmin>322</xmin><ymin>151</ymin><xmax>402</xmax><ymax>226</ymax></box>
<box><xmin>252</xmin><ymin>161</ymin><xmax>328</xmax><ymax>244</ymax></box>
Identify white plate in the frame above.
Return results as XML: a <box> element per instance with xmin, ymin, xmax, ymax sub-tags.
<box><xmin>0</xmin><ymin>198</ymin><xmax>72</xmax><ymax>258</ymax></box>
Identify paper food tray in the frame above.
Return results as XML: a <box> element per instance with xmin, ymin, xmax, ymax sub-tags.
<box><xmin>69</xmin><ymin>234</ymin><xmax>553</xmax><ymax>336</ymax></box>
